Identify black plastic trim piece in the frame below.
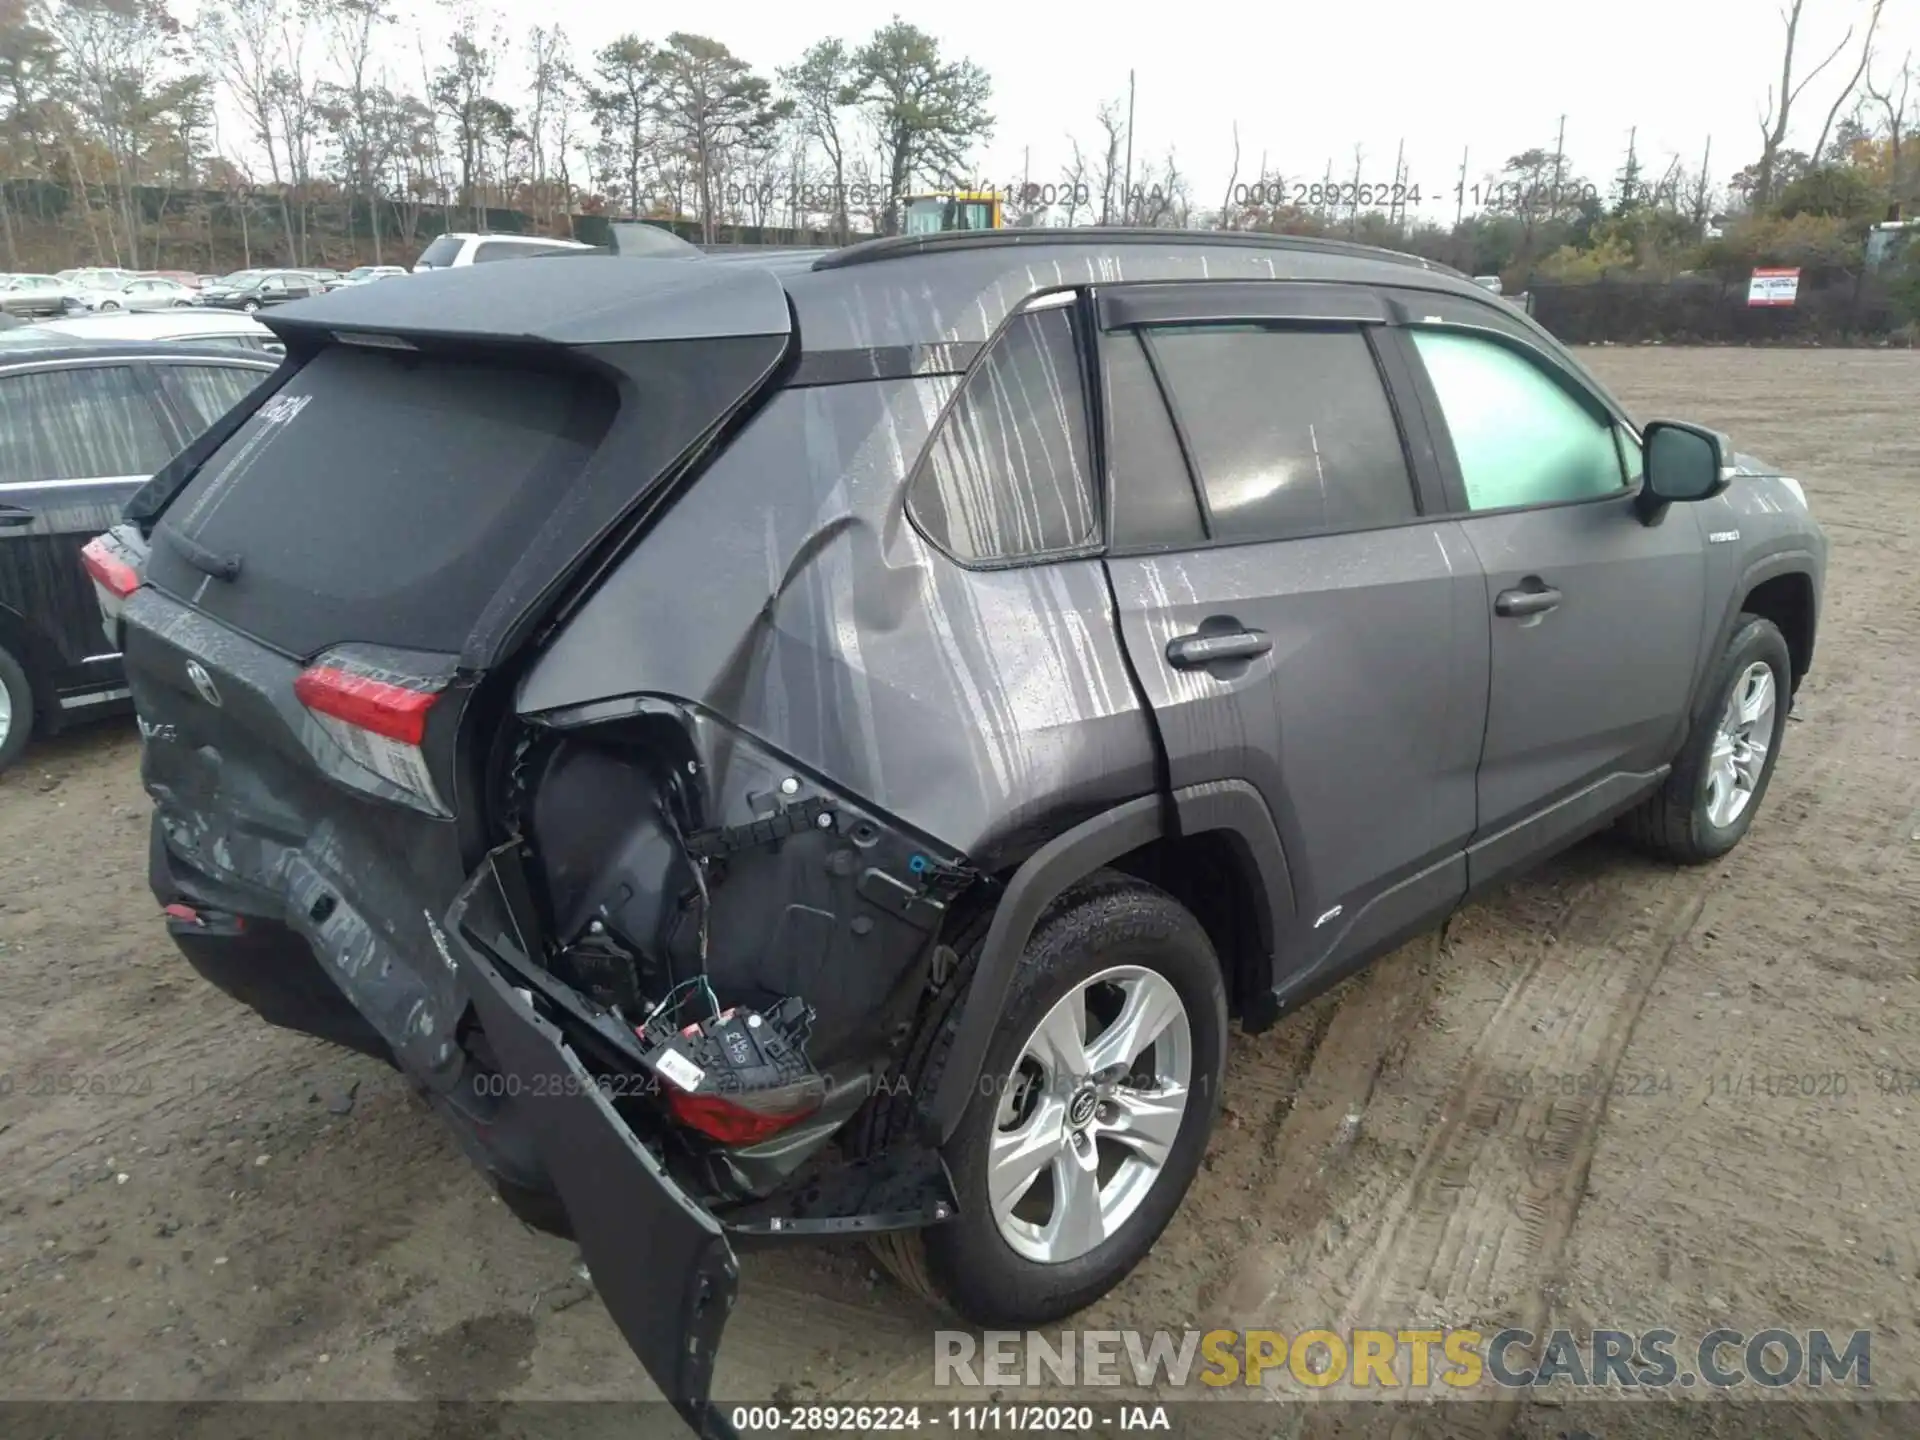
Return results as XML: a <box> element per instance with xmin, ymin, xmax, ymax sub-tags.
<box><xmin>786</xmin><ymin>342</ymin><xmax>982</xmax><ymax>387</ymax></box>
<box><xmin>1096</xmin><ymin>280</ymin><xmax>1392</xmax><ymax>330</ymax></box>
<box><xmin>922</xmin><ymin>781</ymin><xmax>1294</xmax><ymax>1143</ymax></box>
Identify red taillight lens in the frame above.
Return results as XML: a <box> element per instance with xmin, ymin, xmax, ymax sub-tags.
<box><xmin>292</xmin><ymin>657</ymin><xmax>448</xmax><ymax>814</ymax></box>
<box><xmin>666</xmin><ymin>1089</ymin><xmax>822</xmax><ymax>1147</ymax></box>
<box><xmin>293</xmin><ymin>665</ymin><xmax>437</xmax><ymax>745</ymax></box>
<box><xmin>81</xmin><ymin>535</ymin><xmax>140</xmax><ymax>598</ymax></box>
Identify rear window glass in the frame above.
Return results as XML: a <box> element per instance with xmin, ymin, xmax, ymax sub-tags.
<box><xmin>415</xmin><ymin>235</ymin><xmax>464</xmax><ymax>268</ymax></box>
<box><xmin>151</xmin><ymin>345</ymin><xmax>616</xmax><ymax>657</ymax></box>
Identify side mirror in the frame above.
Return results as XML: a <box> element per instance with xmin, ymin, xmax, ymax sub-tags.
<box><xmin>1640</xmin><ymin>419</ymin><xmax>1732</xmax><ymax>507</ymax></box>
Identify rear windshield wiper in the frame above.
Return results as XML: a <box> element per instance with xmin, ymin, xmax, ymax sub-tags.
<box><xmin>160</xmin><ymin>526</ymin><xmax>243</xmax><ymax>582</ymax></box>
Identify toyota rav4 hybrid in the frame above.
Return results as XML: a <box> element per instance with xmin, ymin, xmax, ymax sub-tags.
<box><xmin>89</xmin><ymin>230</ymin><xmax>1825</xmax><ymax>1434</ymax></box>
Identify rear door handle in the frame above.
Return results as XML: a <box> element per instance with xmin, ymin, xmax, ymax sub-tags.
<box><xmin>1166</xmin><ymin>628</ymin><xmax>1272</xmax><ymax>668</ymax></box>
<box><xmin>0</xmin><ymin>505</ymin><xmax>34</xmax><ymax>528</ymax></box>
<box><xmin>1494</xmin><ymin>583</ymin><xmax>1563</xmax><ymax>618</ymax></box>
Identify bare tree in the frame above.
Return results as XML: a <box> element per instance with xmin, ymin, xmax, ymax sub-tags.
<box><xmin>1862</xmin><ymin>49</ymin><xmax>1913</xmax><ymax>206</ymax></box>
<box><xmin>197</xmin><ymin>0</ymin><xmax>297</xmax><ymax>260</ymax></box>
<box><xmin>49</xmin><ymin>0</ymin><xmax>189</xmax><ymax>267</ymax></box>
<box><xmin>317</xmin><ymin>0</ymin><xmax>393</xmax><ymax>261</ymax></box>
<box><xmin>1812</xmin><ymin>0</ymin><xmax>1885</xmax><ymax>166</ymax></box>
<box><xmin>780</xmin><ymin>38</ymin><xmax>855</xmax><ymax>242</ymax></box>
<box><xmin>523</xmin><ymin>25</ymin><xmax>568</xmax><ymax>226</ymax></box>
<box><xmin>267</xmin><ymin>3</ymin><xmax>318</xmax><ymax>262</ymax></box>
<box><xmin>1755</xmin><ymin>0</ymin><xmax>1856</xmax><ymax>208</ymax></box>
<box><xmin>1218</xmin><ymin>120</ymin><xmax>1240</xmax><ymax>228</ymax></box>
<box><xmin>1091</xmin><ymin>98</ymin><xmax>1125</xmax><ymax>224</ymax></box>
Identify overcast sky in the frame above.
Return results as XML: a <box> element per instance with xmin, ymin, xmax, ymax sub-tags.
<box><xmin>190</xmin><ymin>0</ymin><xmax>1920</xmax><ymax>216</ymax></box>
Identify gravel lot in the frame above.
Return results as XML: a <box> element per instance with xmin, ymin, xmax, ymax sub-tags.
<box><xmin>2</xmin><ymin>347</ymin><xmax>1916</xmax><ymax>1426</ymax></box>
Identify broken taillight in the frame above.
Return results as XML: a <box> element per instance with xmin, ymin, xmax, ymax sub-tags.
<box><xmin>638</xmin><ymin>997</ymin><xmax>825</xmax><ymax>1148</ymax></box>
<box><xmin>293</xmin><ymin>657</ymin><xmax>448</xmax><ymax>814</ymax></box>
<box><xmin>81</xmin><ymin>535</ymin><xmax>140</xmax><ymax>598</ymax></box>
<box><xmin>666</xmin><ymin>1088</ymin><xmax>824</xmax><ymax>1147</ymax></box>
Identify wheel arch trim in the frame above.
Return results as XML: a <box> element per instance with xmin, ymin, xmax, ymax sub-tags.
<box><xmin>1692</xmin><ymin>549</ymin><xmax>1818</xmax><ymax>720</ymax></box>
<box><xmin>921</xmin><ymin>781</ymin><xmax>1293</xmax><ymax>1144</ymax></box>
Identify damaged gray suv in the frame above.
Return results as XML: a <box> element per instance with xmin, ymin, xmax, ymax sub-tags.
<box><xmin>95</xmin><ymin>228</ymin><xmax>1825</xmax><ymax>1432</ymax></box>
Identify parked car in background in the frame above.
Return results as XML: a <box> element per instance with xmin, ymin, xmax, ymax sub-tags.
<box><xmin>88</xmin><ymin>231</ymin><xmax>1825</xmax><ymax>1426</ymax></box>
<box><xmin>300</xmin><ymin>268</ymin><xmax>347</xmax><ymax>290</ymax></box>
<box><xmin>146</xmin><ymin>270</ymin><xmax>206</xmax><ymax>291</ymax></box>
<box><xmin>57</xmin><ymin>267</ymin><xmax>140</xmax><ymax>291</ymax></box>
<box><xmin>201</xmin><ymin>270</ymin><xmax>326</xmax><ymax>312</ymax></box>
<box><xmin>1</xmin><ymin>310</ymin><xmax>283</xmax><ymax>355</ymax></box>
<box><xmin>1</xmin><ymin>275</ymin><xmax>74</xmax><ymax>319</ymax></box>
<box><xmin>340</xmin><ymin>264</ymin><xmax>408</xmax><ymax>285</ymax></box>
<box><xmin>411</xmin><ymin>232</ymin><xmax>593</xmax><ymax>270</ymax></box>
<box><xmin>69</xmin><ymin>276</ymin><xmax>203</xmax><ymax>313</ymax></box>
<box><xmin>0</xmin><ymin>338</ymin><xmax>278</xmax><ymax>770</ymax></box>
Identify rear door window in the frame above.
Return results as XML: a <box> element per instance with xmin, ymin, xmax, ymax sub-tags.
<box><xmin>414</xmin><ymin>235</ymin><xmax>464</xmax><ymax>268</ymax></box>
<box><xmin>1144</xmin><ymin>325</ymin><xmax>1416</xmax><ymax>543</ymax></box>
<box><xmin>156</xmin><ymin>363</ymin><xmax>273</xmax><ymax>431</ymax></box>
<box><xmin>0</xmin><ymin>364</ymin><xmax>174</xmax><ymax>482</ymax></box>
<box><xmin>908</xmin><ymin>304</ymin><xmax>1098</xmax><ymax>564</ymax></box>
<box><xmin>149</xmin><ymin>344</ymin><xmax>618</xmax><ymax>657</ymax></box>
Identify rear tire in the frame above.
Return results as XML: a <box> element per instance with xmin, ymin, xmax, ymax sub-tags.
<box><xmin>0</xmin><ymin>643</ymin><xmax>35</xmax><ymax>774</ymax></box>
<box><xmin>869</xmin><ymin>870</ymin><xmax>1227</xmax><ymax>1325</ymax></box>
<box><xmin>1624</xmin><ymin>613</ymin><xmax>1792</xmax><ymax>864</ymax></box>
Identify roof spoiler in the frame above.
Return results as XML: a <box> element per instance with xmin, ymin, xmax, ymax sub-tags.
<box><xmin>606</xmin><ymin>224</ymin><xmax>703</xmax><ymax>260</ymax></box>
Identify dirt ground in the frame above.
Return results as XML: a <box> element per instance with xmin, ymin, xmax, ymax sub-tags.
<box><xmin>2</xmin><ymin>348</ymin><xmax>1917</xmax><ymax>1425</ymax></box>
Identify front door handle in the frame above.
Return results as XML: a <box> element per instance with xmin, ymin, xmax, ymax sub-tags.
<box><xmin>0</xmin><ymin>505</ymin><xmax>34</xmax><ymax>528</ymax></box>
<box><xmin>1494</xmin><ymin>582</ymin><xmax>1563</xmax><ymax>618</ymax></box>
<box><xmin>1166</xmin><ymin>627</ymin><xmax>1272</xmax><ymax>669</ymax></box>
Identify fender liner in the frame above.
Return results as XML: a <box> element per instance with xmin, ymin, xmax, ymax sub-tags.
<box><xmin>920</xmin><ymin>780</ymin><xmax>1294</xmax><ymax>1144</ymax></box>
<box><xmin>1691</xmin><ymin>548</ymin><xmax>1818</xmax><ymax>719</ymax></box>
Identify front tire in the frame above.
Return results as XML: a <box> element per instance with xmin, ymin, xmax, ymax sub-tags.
<box><xmin>0</xmin><ymin>642</ymin><xmax>36</xmax><ymax>773</ymax></box>
<box><xmin>1625</xmin><ymin>613</ymin><xmax>1792</xmax><ymax>864</ymax></box>
<box><xmin>876</xmin><ymin>871</ymin><xmax>1227</xmax><ymax>1325</ymax></box>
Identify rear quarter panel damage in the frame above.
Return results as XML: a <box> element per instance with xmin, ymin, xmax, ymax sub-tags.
<box><xmin>515</xmin><ymin>377</ymin><xmax>1158</xmax><ymax>868</ymax></box>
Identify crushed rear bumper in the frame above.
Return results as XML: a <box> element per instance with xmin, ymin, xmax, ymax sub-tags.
<box><xmin>447</xmin><ymin>854</ymin><xmax>741</xmax><ymax>1438</ymax></box>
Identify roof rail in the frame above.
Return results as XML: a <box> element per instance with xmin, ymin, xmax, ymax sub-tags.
<box><xmin>812</xmin><ymin>226</ymin><xmax>1457</xmax><ymax>274</ymax></box>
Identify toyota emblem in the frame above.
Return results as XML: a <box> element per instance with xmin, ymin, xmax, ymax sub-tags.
<box><xmin>185</xmin><ymin>660</ymin><xmax>222</xmax><ymax>708</ymax></box>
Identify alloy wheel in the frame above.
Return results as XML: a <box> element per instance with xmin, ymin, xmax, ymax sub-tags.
<box><xmin>988</xmin><ymin>964</ymin><xmax>1192</xmax><ymax>1264</ymax></box>
<box><xmin>1705</xmin><ymin>660</ymin><xmax>1777</xmax><ymax>827</ymax></box>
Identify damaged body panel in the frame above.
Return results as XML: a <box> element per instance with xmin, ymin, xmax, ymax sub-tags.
<box><xmin>109</xmin><ymin>230</ymin><xmax>1827</xmax><ymax>1429</ymax></box>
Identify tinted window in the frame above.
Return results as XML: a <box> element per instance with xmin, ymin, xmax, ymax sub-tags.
<box><xmin>0</xmin><ymin>364</ymin><xmax>173</xmax><ymax>482</ymax></box>
<box><xmin>160</xmin><ymin>364</ymin><xmax>272</xmax><ymax>431</ymax></box>
<box><xmin>473</xmin><ymin>240</ymin><xmax>579</xmax><ymax>263</ymax></box>
<box><xmin>153</xmin><ymin>345</ymin><xmax>617</xmax><ymax>656</ymax></box>
<box><xmin>1146</xmin><ymin>325</ymin><xmax>1415</xmax><ymax>543</ymax></box>
<box><xmin>415</xmin><ymin>235</ymin><xmax>464</xmax><ymax>268</ymax></box>
<box><xmin>1411</xmin><ymin>329</ymin><xmax>1625</xmax><ymax>511</ymax></box>
<box><xmin>176</xmin><ymin>335</ymin><xmax>272</xmax><ymax>353</ymax></box>
<box><xmin>1106</xmin><ymin>331</ymin><xmax>1202</xmax><ymax>549</ymax></box>
<box><xmin>910</xmin><ymin>305</ymin><xmax>1097</xmax><ymax>563</ymax></box>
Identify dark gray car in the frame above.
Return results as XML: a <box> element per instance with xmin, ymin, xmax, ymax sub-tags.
<box><xmin>98</xmin><ymin>230</ymin><xmax>1825</xmax><ymax>1431</ymax></box>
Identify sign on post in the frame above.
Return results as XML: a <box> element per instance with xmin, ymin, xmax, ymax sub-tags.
<box><xmin>1747</xmin><ymin>267</ymin><xmax>1801</xmax><ymax>307</ymax></box>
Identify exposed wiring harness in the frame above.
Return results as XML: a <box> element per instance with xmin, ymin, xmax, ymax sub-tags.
<box><xmin>656</xmin><ymin>765</ymin><xmax>721</xmax><ymax>1025</ymax></box>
